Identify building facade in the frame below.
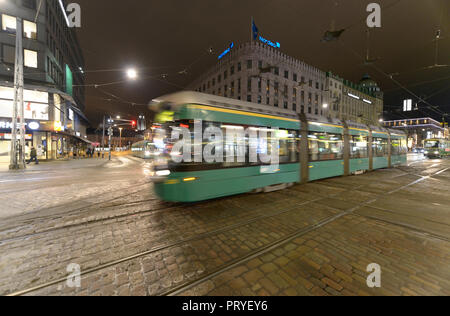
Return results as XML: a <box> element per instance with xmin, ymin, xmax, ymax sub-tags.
<box><xmin>188</xmin><ymin>42</ymin><xmax>383</xmax><ymax>126</ymax></box>
<box><xmin>383</xmin><ymin>117</ymin><xmax>448</xmax><ymax>149</ymax></box>
<box><xmin>0</xmin><ymin>0</ymin><xmax>88</xmax><ymax>163</ymax></box>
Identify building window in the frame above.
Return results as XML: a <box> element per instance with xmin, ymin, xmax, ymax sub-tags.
<box><xmin>224</xmin><ymin>85</ymin><xmax>228</xmax><ymax>97</ymax></box>
<box><xmin>258</xmin><ymin>60</ymin><xmax>263</xmax><ymax>69</ymax></box>
<box><xmin>274</xmin><ymin>82</ymin><xmax>279</xmax><ymax>97</ymax></box>
<box><xmin>24</xmin><ymin>20</ymin><xmax>37</xmax><ymax>39</ymax></box>
<box><xmin>258</xmin><ymin>79</ymin><xmax>262</xmax><ymax>93</ymax></box>
<box><xmin>274</xmin><ymin>100</ymin><xmax>279</xmax><ymax>107</ymax></box>
<box><xmin>218</xmin><ymin>75</ymin><xmax>221</xmax><ymax>83</ymax></box>
<box><xmin>247</xmin><ymin>78</ymin><xmax>252</xmax><ymax>92</ymax></box>
<box><xmin>308</xmin><ymin>93</ymin><xmax>312</xmax><ymax>104</ymax></box>
<box><xmin>308</xmin><ymin>107</ymin><xmax>312</xmax><ymax>114</ymax></box>
<box><xmin>218</xmin><ymin>88</ymin><xmax>222</xmax><ymax>96</ymax></box>
<box><xmin>293</xmin><ymin>73</ymin><xmax>298</xmax><ymax>82</ymax></box>
<box><xmin>293</xmin><ymin>103</ymin><xmax>297</xmax><ymax>111</ymax></box>
<box><xmin>301</xmin><ymin>91</ymin><xmax>305</xmax><ymax>103</ymax></box>
<box><xmin>2</xmin><ymin>14</ymin><xmax>16</xmax><ymax>34</ymax></box>
<box><xmin>247</xmin><ymin>95</ymin><xmax>252</xmax><ymax>102</ymax></box>
<box><xmin>309</xmin><ymin>80</ymin><xmax>313</xmax><ymax>87</ymax></box>
<box><xmin>284</xmin><ymin>85</ymin><xmax>288</xmax><ymax>98</ymax></box>
<box><xmin>230</xmin><ymin>81</ymin><xmax>235</xmax><ymax>97</ymax></box>
<box><xmin>230</xmin><ymin>65</ymin><xmax>235</xmax><ymax>75</ymax></box>
<box><xmin>301</xmin><ymin>105</ymin><xmax>305</xmax><ymax>113</ymax></box>
<box><xmin>266</xmin><ymin>79</ymin><xmax>270</xmax><ymax>94</ymax></box>
<box><xmin>238</xmin><ymin>79</ymin><xmax>241</xmax><ymax>93</ymax></box>
<box><xmin>274</xmin><ymin>67</ymin><xmax>279</xmax><ymax>76</ymax></box>
<box><xmin>24</xmin><ymin>49</ymin><xmax>37</xmax><ymax>68</ymax></box>
<box><xmin>247</xmin><ymin>60</ymin><xmax>252</xmax><ymax>69</ymax></box>
<box><xmin>266</xmin><ymin>97</ymin><xmax>270</xmax><ymax>105</ymax></box>
<box><xmin>258</xmin><ymin>95</ymin><xmax>262</xmax><ymax>104</ymax></box>
<box><xmin>238</xmin><ymin>62</ymin><xmax>241</xmax><ymax>72</ymax></box>
<box><xmin>284</xmin><ymin>70</ymin><xmax>289</xmax><ymax>79</ymax></box>
<box><xmin>2</xmin><ymin>45</ymin><xmax>15</xmax><ymax>63</ymax></box>
<box><xmin>224</xmin><ymin>70</ymin><xmax>228</xmax><ymax>80</ymax></box>
<box><xmin>212</xmin><ymin>78</ymin><xmax>216</xmax><ymax>86</ymax></box>
<box><xmin>283</xmin><ymin>101</ymin><xmax>288</xmax><ymax>109</ymax></box>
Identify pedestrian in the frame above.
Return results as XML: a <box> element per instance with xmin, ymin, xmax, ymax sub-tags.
<box><xmin>27</xmin><ymin>147</ymin><xmax>39</xmax><ymax>165</ymax></box>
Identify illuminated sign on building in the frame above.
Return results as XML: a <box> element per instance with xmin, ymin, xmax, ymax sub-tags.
<box><xmin>0</xmin><ymin>133</ymin><xmax>33</xmax><ymax>140</ymax></box>
<box><xmin>54</xmin><ymin>121</ymin><xmax>64</xmax><ymax>132</ymax></box>
<box><xmin>28</xmin><ymin>122</ymin><xmax>40</xmax><ymax>130</ymax></box>
<box><xmin>218</xmin><ymin>43</ymin><xmax>234</xmax><ymax>60</ymax></box>
<box><xmin>0</xmin><ymin>121</ymin><xmax>40</xmax><ymax>130</ymax></box>
<box><xmin>259</xmin><ymin>36</ymin><xmax>280</xmax><ymax>49</ymax></box>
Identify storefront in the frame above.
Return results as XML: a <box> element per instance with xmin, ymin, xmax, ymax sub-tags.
<box><xmin>0</xmin><ymin>83</ymin><xmax>89</xmax><ymax>163</ymax></box>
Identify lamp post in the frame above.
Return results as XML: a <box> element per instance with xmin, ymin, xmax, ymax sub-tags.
<box><xmin>9</xmin><ymin>17</ymin><xmax>26</xmax><ymax>170</ymax></box>
<box><xmin>119</xmin><ymin>127</ymin><xmax>123</xmax><ymax>149</ymax></box>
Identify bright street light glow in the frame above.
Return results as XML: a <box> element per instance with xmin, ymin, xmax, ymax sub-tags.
<box><xmin>127</xmin><ymin>69</ymin><xmax>138</xmax><ymax>79</ymax></box>
<box><xmin>323</xmin><ymin>103</ymin><xmax>328</xmax><ymax>109</ymax></box>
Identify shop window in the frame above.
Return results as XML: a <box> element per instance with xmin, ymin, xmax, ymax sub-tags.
<box><xmin>2</xmin><ymin>14</ymin><xmax>16</xmax><ymax>34</ymax></box>
<box><xmin>24</xmin><ymin>49</ymin><xmax>38</xmax><ymax>68</ymax></box>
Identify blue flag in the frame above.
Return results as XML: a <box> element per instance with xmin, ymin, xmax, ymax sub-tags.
<box><xmin>252</xmin><ymin>19</ymin><xmax>259</xmax><ymax>40</ymax></box>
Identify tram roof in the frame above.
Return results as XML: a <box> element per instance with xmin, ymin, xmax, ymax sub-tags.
<box><xmin>150</xmin><ymin>91</ymin><xmax>299</xmax><ymax>121</ymax></box>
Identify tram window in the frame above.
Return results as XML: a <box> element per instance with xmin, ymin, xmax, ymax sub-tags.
<box><xmin>308</xmin><ymin>132</ymin><xmax>343</xmax><ymax>161</ymax></box>
<box><xmin>425</xmin><ymin>141</ymin><xmax>439</xmax><ymax>148</ymax></box>
<box><xmin>372</xmin><ymin>137</ymin><xmax>388</xmax><ymax>157</ymax></box>
<box><xmin>391</xmin><ymin>139</ymin><xmax>407</xmax><ymax>155</ymax></box>
<box><xmin>350</xmin><ymin>135</ymin><xmax>368</xmax><ymax>159</ymax></box>
<box><xmin>165</xmin><ymin>120</ymin><xmax>299</xmax><ymax>171</ymax></box>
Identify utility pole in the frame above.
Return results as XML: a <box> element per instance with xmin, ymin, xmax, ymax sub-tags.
<box><xmin>10</xmin><ymin>18</ymin><xmax>26</xmax><ymax>170</ymax></box>
<box><xmin>108</xmin><ymin>117</ymin><xmax>112</xmax><ymax>161</ymax></box>
<box><xmin>101</xmin><ymin>115</ymin><xmax>106</xmax><ymax>158</ymax></box>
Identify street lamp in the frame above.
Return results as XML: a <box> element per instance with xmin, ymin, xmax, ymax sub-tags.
<box><xmin>127</xmin><ymin>68</ymin><xmax>138</xmax><ymax>80</ymax></box>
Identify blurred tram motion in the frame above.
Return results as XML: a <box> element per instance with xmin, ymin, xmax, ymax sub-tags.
<box><xmin>131</xmin><ymin>141</ymin><xmax>160</xmax><ymax>159</ymax></box>
<box><xmin>148</xmin><ymin>92</ymin><xmax>408</xmax><ymax>202</ymax></box>
<box><xmin>424</xmin><ymin>139</ymin><xmax>450</xmax><ymax>159</ymax></box>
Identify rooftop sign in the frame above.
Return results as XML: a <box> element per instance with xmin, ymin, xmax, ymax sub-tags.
<box><xmin>218</xmin><ymin>43</ymin><xmax>234</xmax><ymax>60</ymax></box>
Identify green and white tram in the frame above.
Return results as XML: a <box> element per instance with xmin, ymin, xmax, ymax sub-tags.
<box><xmin>424</xmin><ymin>139</ymin><xmax>450</xmax><ymax>159</ymax></box>
<box><xmin>131</xmin><ymin>141</ymin><xmax>158</xmax><ymax>159</ymax></box>
<box><xmin>149</xmin><ymin>92</ymin><xmax>407</xmax><ymax>202</ymax></box>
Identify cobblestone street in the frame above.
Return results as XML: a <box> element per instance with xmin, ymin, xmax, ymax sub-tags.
<box><xmin>0</xmin><ymin>155</ymin><xmax>449</xmax><ymax>296</ymax></box>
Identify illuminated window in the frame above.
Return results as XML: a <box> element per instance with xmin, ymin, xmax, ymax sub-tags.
<box><xmin>24</xmin><ymin>49</ymin><xmax>38</xmax><ymax>68</ymax></box>
<box><xmin>2</xmin><ymin>14</ymin><xmax>16</xmax><ymax>34</ymax></box>
<box><xmin>24</xmin><ymin>20</ymin><xmax>37</xmax><ymax>39</ymax></box>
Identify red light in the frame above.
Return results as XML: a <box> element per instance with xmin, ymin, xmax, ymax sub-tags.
<box><xmin>180</xmin><ymin>124</ymin><xmax>189</xmax><ymax>129</ymax></box>
<box><xmin>132</xmin><ymin>121</ymin><xmax>136</xmax><ymax>126</ymax></box>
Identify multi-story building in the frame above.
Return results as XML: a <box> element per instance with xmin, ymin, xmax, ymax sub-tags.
<box><xmin>0</xmin><ymin>0</ymin><xmax>89</xmax><ymax>162</ymax></box>
<box><xmin>188</xmin><ymin>42</ymin><xmax>383</xmax><ymax>126</ymax></box>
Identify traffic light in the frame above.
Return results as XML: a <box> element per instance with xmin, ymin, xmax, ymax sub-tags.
<box><xmin>132</xmin><ymin>120</ymin><xmax>136</xmax><ymax>127</ymax></box>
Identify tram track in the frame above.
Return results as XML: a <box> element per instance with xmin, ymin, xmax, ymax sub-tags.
<box><xmin>0</xmin><ymin>181</ymin><xmax>153</xmax><ymax>228</ymax></box>
<box><xmin>162</xmin><ymin>164</ymin><xmax>450</xmax><ymax>296</ymax></box>
<box><xmin>4</xmin><ymin>165</ymin><xmax>430</xmax><ymax>296</ymax></box>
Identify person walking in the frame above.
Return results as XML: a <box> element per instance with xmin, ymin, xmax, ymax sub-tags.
<box><xmin>27</xmin><ymin>147</ymin><xmax>39</xmax><ymax>165</ymax></box>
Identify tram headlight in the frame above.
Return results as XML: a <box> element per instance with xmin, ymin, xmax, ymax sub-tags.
<box><xmin>156</xmin><ymin>170</ymin><xmax>171</xmax><ymax>177</ymax></box>
<box><xmin>145</xmin><ymin>151</ymin><xmax>151</xmax><ymax>157</ymax></box>
<box><xmin>434</xmin><ymin>151</ymin><xmax>439</xmax><ymax>155</ymax></box>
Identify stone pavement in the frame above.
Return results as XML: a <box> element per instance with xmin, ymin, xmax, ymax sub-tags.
<box><xmin>0</xmin><ymin>155</ymin><xmax>448</xmax><ymax>296</ymax></box>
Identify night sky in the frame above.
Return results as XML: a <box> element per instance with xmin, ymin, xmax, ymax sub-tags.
<box><xmin>75</xmin><ymin>0</ymin><xmax>450</xmax><ymax>126</ymax></box>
